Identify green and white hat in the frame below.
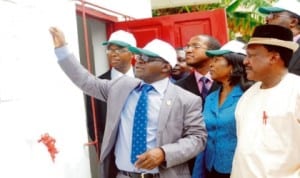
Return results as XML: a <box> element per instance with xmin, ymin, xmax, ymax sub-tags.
<box><xmin>102</xmin><ymin>30</ymin><xmax>136</xmax><ymax>47</ymax></box>
<box><xmin>206</xmin><ymin>40</ymin><xmax>246</xmax><ymax>57</ymax></box>
<box><xmin>129</xmin><ymin>39</ymin><xmax>177</xmax><ymax>67</ymax></box>
<box><xmin>259</xmin><ymin>0</ymin><xmax>300</xmax><ymax>17</ymax></box>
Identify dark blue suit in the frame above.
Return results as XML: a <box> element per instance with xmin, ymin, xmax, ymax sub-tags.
<box><xmin>288</xmin><ymin>38</ymin><xmax>300</xmax><ymax>76</ymax></box>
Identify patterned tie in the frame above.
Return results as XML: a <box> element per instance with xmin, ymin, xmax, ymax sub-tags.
<box><xmin>131</xmin><ymin>84</ymin><xmax>153</xmax><ymax>164</ymax></box>
<box><xmin>200</xmin><ymin>76</ymin><xmax>209</xmax><ymax>99</ymax></box>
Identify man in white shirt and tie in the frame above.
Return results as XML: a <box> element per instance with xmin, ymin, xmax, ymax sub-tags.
<box><xmin>49</xmin><ymin>27</ymin><xmax>207</xmax><ymax>178</ymax></box>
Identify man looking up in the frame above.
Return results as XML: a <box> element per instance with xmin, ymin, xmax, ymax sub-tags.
<box><xmin>49</xmin><ymin>27</ymin><xmax>207</xmax><ymax>178</ymax></box>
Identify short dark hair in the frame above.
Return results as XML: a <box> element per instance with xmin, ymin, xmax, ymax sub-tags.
<box><xmin>201</xmin><ymin>35</ymin><xmax>221</xmax><ymax>50</ymax></box>
<box><xmin>264</xmin><ymin>45</ymin><xmax>294</xmax><ymax>67</ymax></box>
<box><xmin>286</xmin><ymin>10</ymin><xmax>300</xmax><ymax>25</ymax></box>
<box><xmin>223</xmin><ymin>53</ymin><xmax>254</xmax><ymax>91</ymax></box>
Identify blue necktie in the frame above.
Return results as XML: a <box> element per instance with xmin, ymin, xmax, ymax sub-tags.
<box><xmin>200</xmin><ymin>77</ymin><xmax>209</xmax><ymax>99</ymax></box>
<box><xmin>131</xmin><ymin>84</ymin><xmax>153</xmax><ymax>164</ymax></box>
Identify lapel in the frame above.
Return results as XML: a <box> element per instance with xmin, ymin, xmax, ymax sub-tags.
<box><xmin>157</xmin><ymin>83</ymin><xmax>177</xmax><ymax>132</ymax></box>
<box><xmin>289</xmin><ymin>39</ymin><xmax>300</xmax><ymax>67</ymax></box>
<box><xmin>209</xmin><ymin>81</ymin><xmax>220</xmax><ymax>94</ymax></box>
<box><xmin>218</xmin><ymin>85</ymin><xmax>243</xmax><ymax>109</ymax></box>
<box><xmin>100</xmin><ymin>78</ymin><xmax>141</xmax><ymax>161</ymax></box>
<box><xmin>112</xmin><ymin>79</ymin><xmax>141</xmax><ymax>125</ymax></box>
<box><xmin>99</xmin><ymin>70</ymin><xmax>111</xmax><ymax>79</ymax></box>
<box><xmin>176</xmin><ymin>73</ymin><xmax>201</xmax><ymax>96</ymax></box>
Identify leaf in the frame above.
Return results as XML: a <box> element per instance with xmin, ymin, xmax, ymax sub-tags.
<box><xmin>226</xmin><ymin>0</ymin><xmax>242</xmax><ymax>13</ymax></box>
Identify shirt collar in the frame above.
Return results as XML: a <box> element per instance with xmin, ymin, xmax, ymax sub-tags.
<box><xmin>138</xmin><ymin>78</ymin><xmax>170</xmax><ymax>96</ymax></box>
<box><xmin>194</xmin><ymin>71</ymin><xmax>212</xmax><ymax>82</ymax></box>
<box><xmin>294</xmin><ymin>34</ymin><xmax>300</xmax><ymax>43</ymax></box>
<box><xmin>111</xmin><ymin>67</ymin><xmax>134</xmax><ymax>79</ymax></box>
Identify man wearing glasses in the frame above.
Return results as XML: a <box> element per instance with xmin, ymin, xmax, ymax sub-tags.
<box><xmin>49</xmin><ymin>27</ymin><xmax>207</xmax><ymax>178</ymax></box>
<box><xmin>85</xmin><ymin>30</ymin><xmax>136</xmax><ymax>157</ymax></box>
<box><xmin>176</xmin><ymin>35</ymin><xmax>221</xmax><ymax>101</ymax></box>
<box><xmin>259</xmin><ymin>0</ymin><xmax>300</xmax><ymax>76</ymax></box>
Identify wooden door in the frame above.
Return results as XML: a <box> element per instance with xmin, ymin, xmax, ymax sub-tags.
<box><xmin>110</xmin><ymin>8</ymin><xmax>228</xmax><ymax>48</ymax></box>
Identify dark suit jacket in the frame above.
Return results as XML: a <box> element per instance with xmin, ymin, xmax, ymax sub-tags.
<box><xmin>175</xmin><ymin>72</ymin><xmax>220</xmax><ymax>101</ymax></box>
<box><xmin>288</xmin><ymin>38</ymin><xmax>300</xmax><ymax>76</ymax></box>
<box><xmin>175</xmin><ymin>72</ymin><xmax>220</xmax><ymax>173</ymax></box>
<box><xmin>86</xmin><ymin>70</ymin><xmax>111</xmax><ymax>155</ymax></box>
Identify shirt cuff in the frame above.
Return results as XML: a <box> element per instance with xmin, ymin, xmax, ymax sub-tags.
<box><xmin>54</xmin><ymin>45</ymin><xmax>71</xmax><ymax>61</ymax></box>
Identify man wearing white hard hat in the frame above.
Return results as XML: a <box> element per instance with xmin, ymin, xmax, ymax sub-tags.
<box><xmin>85</xmin><ymin>30</ymin><xmax>136</xmax><ymax>157</ymax></box>
<box><xmin>259</xmin><ymin>0</ymin><xmax>300</xmax><ymax>75</ymax></box>
<box><xmin>49</xmin><ymin>27</ymin><xmax>207</xmax><ymax>178</ymax></box>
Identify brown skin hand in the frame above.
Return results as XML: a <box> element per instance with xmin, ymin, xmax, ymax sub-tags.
<box><xmin>134</xmin><ymin>147</ymin><xmax>165</xmax><ymax>170</ymax></box>
<box><xmin>49</xmin><ymin>27</ymin><xmax>67</xmax><ymax>48</ymax></box>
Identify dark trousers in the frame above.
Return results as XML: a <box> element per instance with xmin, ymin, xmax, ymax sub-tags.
<box><xmin>206</xmin><ymin>168</ymin><xmax>230</xmax><ymax>178</ymax></box>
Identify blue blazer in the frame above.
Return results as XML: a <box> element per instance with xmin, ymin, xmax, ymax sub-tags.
<box><xmin>192</xmin><ymin>85</ymin><xmax>243</xmax><ymax>178</ymax></box>
<box><xmin>204</xmin><ymin>85</ymin><xmax>243</xmax><ymax>173</ymax></box>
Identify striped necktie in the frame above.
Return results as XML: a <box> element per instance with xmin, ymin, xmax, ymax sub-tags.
<box><xmin>200</xmin><ymin>76</ymin><xmax>209</xmax><ymax>99</ymax></box>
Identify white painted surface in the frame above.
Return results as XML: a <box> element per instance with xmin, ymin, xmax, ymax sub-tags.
<box><xmin>86</xmin><ymin>0</ymin><xmax>152</xmax><ymax>19</ymax></box>
<box><xmin>151</xmin><ymin>0</ymin><xmax>220</xmax><ymax>9</ymax></box>
<box><xmin>0</xmin><ymin>0</ymin><xmax>91</xmax><ymax>177</ymax></box>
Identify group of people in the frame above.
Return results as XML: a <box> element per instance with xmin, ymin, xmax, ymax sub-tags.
<box><xmin>48</xmin><ymin>0</ymin><xmax>300</xmax><ymax>178</ymax></box>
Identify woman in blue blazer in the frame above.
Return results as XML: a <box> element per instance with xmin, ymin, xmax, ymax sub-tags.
<box><xmin>193</xmin><ymin>40</ymin><xmax>253</xmax><ymax>178</ymax></box>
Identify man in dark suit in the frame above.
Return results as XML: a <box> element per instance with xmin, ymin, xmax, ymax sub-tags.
<box><xmin>175</xmin><ymin>34</ymin><xmax>221</xmax><ymax>175</ymax></box>
<box><xmin>85</xmin><ymin>30</ymin><xmax>136</xmax><ymax>156</ymax></box>
<box><xmin>176</xmin><ymin>34</ymin><xmax>221</xmax><ymax>101</ymax></box>
<box><xmin>170</xmin><ymin>48</ymin><xmax>192</xmax><ymax>83</ymax></box>
<box><xmin>259</xmin><ymin>0</ymin><xmax>300</xmax><ymax>75</ymax></box>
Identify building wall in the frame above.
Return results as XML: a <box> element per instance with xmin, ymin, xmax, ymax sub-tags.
<box><xmin>0</xmin><ymin>0</ymin><xmax>152</xmax><ymax>178</ymax></box>
<box><xmin>86</xmin><ymin>0</ymin><xmax>152</xmax><ymax>20</ymax></box>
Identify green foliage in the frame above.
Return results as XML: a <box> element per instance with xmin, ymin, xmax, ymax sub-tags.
<box><xmin>152</xmin><ymin>0</ymin><xmax>278</xmax><ymax>41</ymax></box>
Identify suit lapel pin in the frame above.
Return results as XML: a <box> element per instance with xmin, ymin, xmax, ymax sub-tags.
<box><xmin>167</xmin><ymin>100</ymin><xmax>171</xmax><ymax>106</ymax></box>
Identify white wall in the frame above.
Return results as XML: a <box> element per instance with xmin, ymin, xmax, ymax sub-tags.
<box><xmin>80</xmin><ymin>0</ymin><xmax>153</xmax><ymax>76</ymax></box>
<box><xmin>0</xmin><ymin>0</ymin><xmax>153</xmax><ymax>177</ymax></box>
<box><xmin>89</xmin><ymin>19</ymin><xmax>109</xmax><ymax>76</ymax></box>
<box><xmin>151</xmin><ymin>0</ymin><xmax>220</xmax><ymax>9</ymax></box>
<box><xmin>0</xmin><ymin>0</ymin><xmax>91</xmax><ymax>178</ymax></box>
<box><xmin>86</xmin><ymin>0</ymin><xmax>152</xmax><ymax>20</ymax></box>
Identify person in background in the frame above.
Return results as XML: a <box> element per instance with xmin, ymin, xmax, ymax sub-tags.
<box><xmin>231</xmin><ymin>24</ymin><xmax>300</xmax><ymax>178</ymax></box>
<box><xmin>195</xmin><ymin>40</ymin><xmax>253</xmax><ymax>178</ymax></box>
<box><xmin>170</xmin><ymin>48</ymin><xmax>192</xmax><ymax>82</ymax></box>
<box><xmin>176</xmin><ymin>34</ymin><xmax>221</xmax><ymax>101</ymax></box>
<box><xmin>49</xmin><ymin>27</ymin><xmax>207</xmax><ymax>178</ymax></box>
<box><xmin>259</xmin><ymin>0</ymin><xmax>300</xmax><ymax>75</ymax></box>
<box><xmin>85</xmin><ymin>30</ymin><xmax>136</xmax><ymax>155</ymax></box>
<box><xmin>176</xmin><ymin>34</ymin><xmax>221</xmax><ymax>175</ymax></box>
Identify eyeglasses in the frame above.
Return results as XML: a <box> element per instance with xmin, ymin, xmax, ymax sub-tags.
<box><xmin>266</xmin><ymin>13</ymin><xmax>292</xmax><ymax>20</ymax></box>
<box><xmin>183</xmin><ymin>44</ymin><xmax>207</xmax><ymax>51</ymax></box>
<box><xmin>136</xmin><ymin>54</ymin><xmax>166</xmax><ymax>63</ymax></box>
<box><xmin>105</xmin><ymin>48</ymin><xmax>129</xmax><ymax>54</ymax></box>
